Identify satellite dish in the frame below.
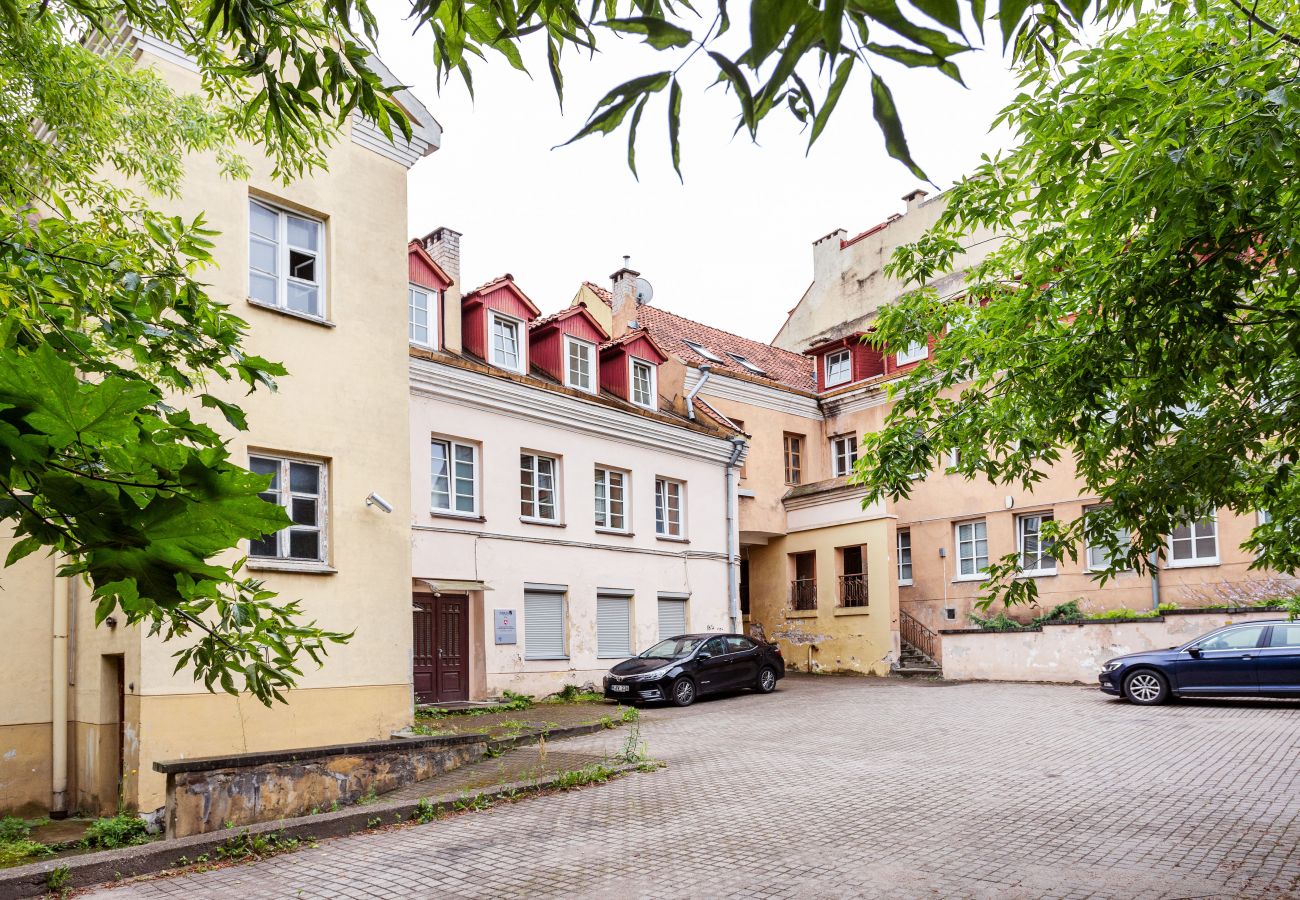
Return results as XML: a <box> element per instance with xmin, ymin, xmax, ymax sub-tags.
<box><xmin>634</xmin><ymin>277</ymin><xmax>654</xmax><ymax>305</ymax></box>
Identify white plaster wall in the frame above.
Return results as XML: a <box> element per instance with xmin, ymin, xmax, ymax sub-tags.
<box><xmin>940</xmin><ymin>611</ymin><xmax>1283</xmax><ymax>684</ymax></box>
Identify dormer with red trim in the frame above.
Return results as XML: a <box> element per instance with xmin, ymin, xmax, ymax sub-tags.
<box><xmin>528</xmin><ymin>304</ymin><xmax>610</xmax><ymax>394</ymax></box>
<box><xmin>806</xmin><ymin>333</ymin><xmax>884</xmax><ymax>392</ymax></box>
<box><xmin>599</xmin><ymin>328</ymin><xmax>669</xmax><ymax>411</ymax></box>
<box><xmin>407</xmin><ymin>241</ymin><xmax>452</xmax><ymax>350</ymax></box>
<box><xmin>462</xmin><ymin>275</ymin><xmax>542</xmax><ymax>375</ymax></box>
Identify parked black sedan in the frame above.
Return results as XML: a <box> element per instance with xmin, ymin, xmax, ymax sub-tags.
<box><xmin>603</xmin><ymin>633</ymin><xmax>785</xmax><ymax>706</ymax></box>
<box><xmin>1099</xmin><ymin>619</ymin><xmax>1300</xmax><ymax>705</ymax></box>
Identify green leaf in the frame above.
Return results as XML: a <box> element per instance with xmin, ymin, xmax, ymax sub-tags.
<box><xmin>809</xmin><ymin>56</ymin><xmax>854</xmax><ymax>147</ymax></box>
<box><xmin>750</xmin><ymin>0</ymin><xmax>807</xmax><ymax>60</ymax></box>
<box><xmin>870</xmin><ymin>72</ymin><xmax>926</xmax><ymax>179</ymax></box>
<box><xmin>708</xmin><ymin>52</ymin><xmax>757</xmax><ymax>135</ymax></box>
<box><xmin>668</xmin><ymin>77</ymin><xmax>684</xmax><ymax>180</ymax></box>
<box><xmin>562</xmin><ymin>72</ymin><xmax>671</xmax><ymax>146</ymax></box>
<box><xmin>602</xmin><ymin>17</ymin><xmax>694</xmax><ymax>49</ymax></box>
<box><xmin>911</xmin><ymin>0</ymin><xmax>962</xmax><ymax>32</ymax></box>
<box><xmin>998</xmin><ymin>0</ymin><xmax>1032</xmax><ymax>47</ymax></box>
<box><xmin>627</xmin><ymin>94</ymin><xmax>650</xmax><ymax>178</ymax></box>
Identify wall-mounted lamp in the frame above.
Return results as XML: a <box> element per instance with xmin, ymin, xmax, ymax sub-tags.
<box><xmin>366</xmin><ymin>492</ymin><xmax>394</xmax><ymax>513</ymax></box>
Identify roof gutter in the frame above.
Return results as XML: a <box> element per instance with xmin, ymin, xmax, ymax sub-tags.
<box><xmin>684</xmin><ymin>365</ymin><xmax>712</xmax><ymax>420</ymax></box>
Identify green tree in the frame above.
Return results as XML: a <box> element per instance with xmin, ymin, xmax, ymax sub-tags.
<box><xmin>859</xmin><ymin>0</ymin><xmax>1300</xmax><ymax>613</ymax></box>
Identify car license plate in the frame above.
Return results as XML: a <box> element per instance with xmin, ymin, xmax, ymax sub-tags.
<box><xmin>610</xmin><ymin>684</ymin><xmax>630</xmax><ymax>692</ymax></box>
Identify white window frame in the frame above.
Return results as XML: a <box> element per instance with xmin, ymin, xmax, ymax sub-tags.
<box><xmin>655</xmin><ymin>477</ymin><xmax>685</xmax><ymax>538</ymax></box>
<box><xmin>520</xmin><ymin>452</ymin><xmax>561</xmax><ymax>524</ymax></box>
<box><xmin>682</xmin><ymin>339</ymin><xmax>724</xmax><ymax>363</ymax></box>
<box><xmin>594</xmin><ymin>465</ymin><xmax>630</xmax><ymax>533</ymax></box>
<box><xmin>897</xmin><ymin>528</ymin><xmax>913</xmax><ymax>586</ymax></box>
<box><xmin>1017</xmin><ymin>512</ymin><xmax>1057</xmax><ymax>576</ymax></box>
<box><xmin>824</xmin><ymin>349</ymin><xmax>851</xmax><ymax>387</ymax></box>
<box><xmin>784</xmin><ymin>433</ymin><xmax>803</xmax><ymax>486</ymax></box>
<box><xmin>1084</xmin><ymin>504</ymin><xmax>1132</xmax><ymax>572</ymax></box>
<box><xmin>1167</xmin><ymin>515</ymin><xmax>1219</xmax><ymax>568</ymax></box>
<box><xmin>630</xmin><ymin>358</ymin><xmax>657</xmax><ymax>410</ymax></box>
<box><xmin>247</xmin><ymin>198</ymin><xmax>326</xmax><ymax>319</ymax></box>
<box><xmin>409</xmin><ymin>284</ymin><xmax>437</xmax><ymax>347</ymax></box>
<box><xmin>489</xmin><ymin>310</ymin><xmax>526</xmax><ymax>373</ymax></box>
<box><xmin>895</xmin><ymin>340</ymin><xmax>928</xmax><ymax>366</ymax></box>
<box><xmin>831</xmin><ymin>434</ymin><xmax>858</xmax><ymax>478</ymax></box>
<box><xmin>248</xmin><ymin>453</ymin><xmax>329</xmax><ymax>568</ymax></box>
<box><xmin>727</xmin><ymin>352</ymin><xmax>766</xmax><ymax>375</ymax></box>
<box><xmin>431</xmin><ymin>437</ymin><xmax>479</xmax><ymax>517</ymax></box>
<box><xmin>955</xmin><ymin>519</ymin><xmax>989</xmax><ymax>580</ymax></box>
<box><xmin>563</xmin><ymin>335</ymin><xmax>597</xmax><ymax>393</ymax></box>
<box><xmin>947</xmin><ymin>448</ymin><xmax>961</xmax><ymax>470</ymax></box>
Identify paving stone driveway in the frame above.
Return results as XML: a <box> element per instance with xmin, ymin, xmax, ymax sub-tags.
<box><xmin>91</xmin><ymin>677</ymin><xmax>1300</xmax><ymax>899</ymax></box>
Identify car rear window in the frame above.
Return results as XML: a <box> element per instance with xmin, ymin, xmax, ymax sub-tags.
<box><xmin>1268</xmin><ymin>624</ymin><xmax>1300</xmax><ymax>648</ymax></box>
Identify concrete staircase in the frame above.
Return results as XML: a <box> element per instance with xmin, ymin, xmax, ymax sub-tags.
<box><xmin>894</xmin><ymin>639</ymin><xmax>942</xmax><ymax>676</ymax></box>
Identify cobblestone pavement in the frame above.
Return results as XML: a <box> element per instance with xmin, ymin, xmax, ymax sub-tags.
<box><xmin>91</xmin><ymin>677</ymin><xmax>1300</xmax><ymax>899</ymax></box>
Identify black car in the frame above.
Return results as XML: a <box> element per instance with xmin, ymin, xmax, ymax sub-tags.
<box><xmin>1099</xmin><ymin>619</ymin><xmax>1300</xmax><ymax>705</ymax></box>
<box><xmin>603</xmin><ymin>633</ymin><xmax>785</xmax><ymax>706</ymax></box>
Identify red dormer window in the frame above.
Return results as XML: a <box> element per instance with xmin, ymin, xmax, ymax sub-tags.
<box><xmin>407</xmin><ymin>241</ymin><xmax>452</xmax><ymax>350</ymax></box>
<box><xmin>807</xmin><ymin>333</ymin><xmax>883</xmax><ymax>392</ymax></box>
<box><xmin>461</xmin><ymin>275</ymin><xmax>541</xmax><ymax>374</ymax></box>
<box><xmin>600</xmin><ymin>330</ymin><xmax>669</xmax><ymax>410</ymax></box>
<box><xmin>527</xmin><ymin>305</ymin><xmax>609</xmax><ymax>394</ymax></box>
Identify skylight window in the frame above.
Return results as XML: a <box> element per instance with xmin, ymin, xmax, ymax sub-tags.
<box><xmin>727</xmin><ymin>352</ymin><xmax>766</xmax><ymax>375</ymax></box>
<box><xmin>682</xmin><ymin>339</ymin><xmax>724</xmax><ymax>363</ymax></box>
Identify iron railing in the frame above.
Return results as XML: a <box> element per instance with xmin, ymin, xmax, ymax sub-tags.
<box><xmin>900</xmin><ymin>608</ymin><xmax>939</xmax><ymax>661</ymax></box>
<box><xmin>839</xmin><ymin>574</ymin><xmax>868</xmax><ymax>608</ymax></box>
<box><xmin>790</xmin><ymin>578</ymin><xmax>817</xmax><ymax>611</ymax></box>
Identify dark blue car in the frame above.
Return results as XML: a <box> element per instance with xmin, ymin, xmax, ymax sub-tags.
<box><xmin>1099</xmin><ymin>619</ymin><xmax>1300</xmax><ymax>705</ymax></box>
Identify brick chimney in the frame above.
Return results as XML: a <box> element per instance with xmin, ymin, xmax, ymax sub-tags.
<box><xmin>902</xmin><ymin>189</ymin><xmax>929</xmax><ymax>213</ymax></box>
<box><xmin>423</xmin><ymin>226</ymin><xmax>463</xmax><ymax>353</ymax></box>
<box><xmin>608</xmin><ymin>255</ymin><xmax>641</xmax><ymax>337</ymax></box>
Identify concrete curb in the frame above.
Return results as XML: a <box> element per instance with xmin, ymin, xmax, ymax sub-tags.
<box><xmin>0</xmin><ymin>722</ymin><xmax>635</xmax><ymax>900</ymax></box>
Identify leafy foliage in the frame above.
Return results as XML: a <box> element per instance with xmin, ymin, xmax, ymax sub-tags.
<box><xmin>860</xmin><ymin>0</ymin><xmax>1300</xmax><ymax>609</ymax></box>
<box><xmin>81</xmin><ymin>814</ymin><xmax>150</xmax><ymax>850</ymax></box>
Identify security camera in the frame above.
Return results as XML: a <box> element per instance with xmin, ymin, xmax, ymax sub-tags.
<box><xmin>365</xmin><ymin>492</ymin><xmax>394</xmax><ymax>513</ymax></box>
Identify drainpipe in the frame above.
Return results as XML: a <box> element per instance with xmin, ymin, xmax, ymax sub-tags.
<box><xmin>685</xmin><ymin>365</ymin><xmax>712</xmax><ymax>420</ymax></box>
<box><xmin>725</xmin><ymin>437</ymin><xmax>745</xmax><ymax>633</ymax></box>
<box><xmin>51</xmin><ymin>560</ymin><xmax>69</xmax><ymax>818</ymax></box>
<box><xmin>1149</xmin><ymin>550</ymin><xmax>1161</xmax><ymax>611</ymax></box>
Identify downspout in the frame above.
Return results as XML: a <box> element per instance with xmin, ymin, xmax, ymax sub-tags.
<box><xmin>51</xmin><ymin>560</ymin><xmax>69</xmax><ymax>818</ymax></box>
<box><xmin>725</xmin><ymin>437</ymin><xmax>745</xmax><ymax>633</ymax></box>
<box><xmin>1149</xmin><ymin>550</ymin><xmax>1161</xmax><ymax>611</ymax></box>
<box><xmin>685</xmin><ymin>365</ymin><xmax>712</xmax><ymax>420</ymax></box>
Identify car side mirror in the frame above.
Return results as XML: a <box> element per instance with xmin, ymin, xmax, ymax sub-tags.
<box><xmin>697</xmin><ymin>652</ymin><xmax>712</xmax><ymax>661</ymax></box>
<box><xmin>1187</xmin><ymin>647</ymin><xmax>1202</xmax><ymax>658</ymax></box>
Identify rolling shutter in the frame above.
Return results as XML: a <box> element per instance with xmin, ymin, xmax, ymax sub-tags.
<box><xmin>524</xmin><ymin>590</ymin><xmax>566</xmax><ymax>659</ymax></box>
<box><xmin>596</xmin><ymin>594</ymin><xmax>633</xmax><ymax>658</ymax></box>
<box><xmin>657</xmin><ymin>597</ymin><xmax>687</xmax><ymax>640</ymax></box>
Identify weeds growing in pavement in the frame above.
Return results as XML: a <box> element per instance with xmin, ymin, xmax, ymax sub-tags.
<box><xmin>214</xmin><ymin>829</ymin><xmax>300</xmax><ymax>863</ymax></box>
<box><xmin>46</xmin><ymin>864</ymin><xmax>71</xmax><ymax>895</ymax></box>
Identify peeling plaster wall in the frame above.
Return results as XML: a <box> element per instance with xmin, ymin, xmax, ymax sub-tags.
<box><xmin>940</xmin><ymin>610</ymin><xmax>1282</xmax><ymax>684</ymax></box>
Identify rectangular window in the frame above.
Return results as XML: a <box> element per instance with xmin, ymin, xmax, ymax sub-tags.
<box><xmin>630</xmin><ymin>359</ymin><xmax>656</xmax><ymax>409</ymax></box>
<box><xmin>564</xmin><ymin>336</ymin><xmax>596</xmax><ymax>393</ymax></box>
<box><xmin>956</xmin><ymin>520</ymin><xmax>989</xmax><ymax>578</ymax></box>
<box><xmin>490</xmin><ymin>311</ymin><xmax>524</xmax><ymax>372</ymax></box>
<box><xmin>784</xmin><ymin>433</ymin><xmax>803</xmax><ymax>485</ymax></box>
<box><xmin>524</xmin><ymin>588</ymin><xmax>567</xmax><ymax>660</ymax></box>
<box><xmin>249</xmin><ymin>454</ymin><xmax>327</xmax><ymax>563</ymax></box>
<box><xmin>1017</xmin><ymin>513</ymin><xmax>1056</xmax><ymax>575</ymax></box>
<box><xmin>1084</xmin><ymin>505</ymin><xmax>1131</xmax><ymax>571</ymax></box>
<box><xmin>596</xmin><ymin>593</ymin><xmax>633</xmax><ymax>658</ymax></box>
<box><xmin>895</xmin><ymin>340</ymin><xmax>928</xmax><ymax>366</ymax></box>
<box><xmin>248</xmin><ymin>198</ymin><xmax>325</xmax><ymax>317</ymax></box>
<box><xmin>839</xmin><ymin>545</ymin><xmax>868</xmax><ymax>608</ymax></box>
<box><xmin>831</xmin><ymin>434</ymin><xmax>858</xmax><ymax>478</ymax></box>
<box><xmin>409</xmin><ymin>285</ymin><xmax>436</xmax><ymax>346</ymax></box>
<box><xmin>824</xmin><ymin>349</ymin><xmax>851</xmax><ymax>387</ymax></box>
<box><xmin>1168</xmin><ymin>515</ymin><xmax>1218</xmax><ymax>566</ymax></box>
<box><xmin>897</xmin><ymin>529</ymin><xmax>913</xmax><ymax>585</ymax></box>
<box><xmin>657</xmin><ymin>596</ymin><xmax>688</xmax><ymax>640</ymax></box>
<box><xmin>520</xmin><ymin>453</ymin><xmax>560</xmax><ymax>522</ymax></box>
<box><xmin>594</xmin><ymin>466</ymin><xmax>628</xmax><ymax>532</ymax></box>
<box><xmin>431</xmin><ymin>438</ymin><xmax>477</xmax><ymax>515</ymax></box>
<box><xmin>655</xmin><ymin>477</ymin><xmax>684</xmax><ymax>538</ymax></box>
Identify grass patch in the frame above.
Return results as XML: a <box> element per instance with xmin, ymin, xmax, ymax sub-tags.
<box><xmin>416</xmin><ymin>690</ymin><xmax>533</xmax><ymax>720</ymax></box>
<box><xmin>214</xmin><ymin>828</ymin><xmax>301</xmax><ymax>863</ymax></box>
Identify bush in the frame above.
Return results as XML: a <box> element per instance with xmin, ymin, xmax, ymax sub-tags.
<box><xmin>1030</xmin><ymin>600</ymin><xmax>1083</xmax><ymax>626</ymax></box>
<box><xmin>0</xmin><ymin>839</ymin><xmax>50</xmax><ymax>866</ymax></box>
<box><xmin>968</xmin><ymin>611</ymin><xmax>1027</xmax><ymax>632</ymax></box>
<box><xmin>0</xmin><ymin>816</ymin><xmax>30</xmax><ymax>843</ymax></box>
<box><xmin>82</xmin><ymin>814</ymin><xmax>150</xmax><ymax>850</ymax></box>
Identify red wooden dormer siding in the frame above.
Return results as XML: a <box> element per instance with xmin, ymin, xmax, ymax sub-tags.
<box><xmin>806</xmin><ymin>333</ymin><xmax>884</xmax><ymax>392</ymax></box>
<box><xmin>599</xmin><ymin>330</ymin><xmax>669</xmax><ymax>400</ymax></box>
<box><xmin>529</xmin><ymin>305</ymin><xmax>609</xmax><ymax>384</ymax></box>
<box><xmin>881</xmin><ymin>335</ymin><xmax>935</xmax><ymax>378</ymax></box>
<box><xmin>408</xmin><ymin>241</ymin><xmax>452</xmax><ymax>292</ymax></box>
<box><xmin>461</xmin><ymin>275</ymin><xmax>541</xmax><ymax>361</ymax></box>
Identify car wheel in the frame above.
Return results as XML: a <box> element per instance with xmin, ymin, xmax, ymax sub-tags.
<box><xmin>1123</xmin><ymin>669</ymin><xmax>1170</xmax><ymax>705</ymax></box>
<box><xmin>670</xmin><ymin>677</ymin><xmax>696</xmax><ymax>707</ymax></box>
<box><xmin>756</xmin><ymin>667</ymin><xmax>777</xmax><ymax>694</ymax></box>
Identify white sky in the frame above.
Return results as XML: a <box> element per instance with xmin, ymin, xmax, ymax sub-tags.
<box><xmin>373</xmin><ymin>2</ymin><xmax>1021</xmax><ymax>341</ymax></box>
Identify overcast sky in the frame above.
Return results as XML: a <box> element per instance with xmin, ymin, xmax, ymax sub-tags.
<box><xmin>373</xmin><ymin>2</ymin><xmax>1021</xmax><ymax>341</ymax></box>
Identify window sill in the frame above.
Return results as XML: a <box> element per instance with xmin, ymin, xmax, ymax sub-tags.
<box><xmin>597</xmin><ymin>654</ymin><xmax>632</xmax><ymax>660</ymax></box>
<box><xmin>246</xmin><ymin>559</ymin><xmax>337</xmax><ymax>575</ymax></box>
<box><xmin>656</xmin><ymin>535</ymin><xmax>690</xmax><ymax>544</ymax></box>
<box><xmin>410</xmin><ymin>340</ymin><xmax>439</xmax><ymax>351</ymax></box>
<box><xmin>246</xmin><ymin>298</ymin><xmax>335</xmax><ymax>328</ymax></box>
<box><xmin>430</xmin><ymin>510</ymin><xmax>485</xmax><ymax>523</ymax></box>
<box><xmin>595</xmin><ymin>527</ymin><xmax>633</xmax><ymax>537</ymax></box>
<box><xmin>1016</xmin><ymin>570</ymin><xmax>1057</xmax><ymax>579</ymax></box>
<box><xmin>833</xmin><ymin>606</ymin><xmax>870</xmax><ymax>617</ymax></box>
<box><xmin>523</xmin><ymin>656</ymin><xmax>570</xmax><ymax>662</ymax></box>
<box><xmin>520</xmin><ymin>517</ymin><xmax>565</xmax><ymax>528</ymax></box>
<box><xmin>1165</xmin><ymin>559</ymin><xmax>1220</xmax><ymax>570</ymax></box>
<box><xmin>785</xmin><ymin>609</ymin><xmax>819</xmax><ymax>619</ymax></box>
<box><xmin>564</xmin><ymin>382</ymin><xmax>598</xmax><ymax>395</ymax></box>
<box><xmin>952</xmin><ymin>574</ymin><xmax>986</xmax><ymax>583</ymax></box>
<box><xmin>898</xmin><ymin>580</ymin><xmax>914</xmax><ymax>588</ymax></box>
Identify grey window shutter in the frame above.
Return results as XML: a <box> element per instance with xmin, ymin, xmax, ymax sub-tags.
<box><xmin>524</xmin><ymin>590</ymin><xmax>566</xmax><ymax>659</ymax></box>
<box><xmin>597</xmin><ymin>595</ymin><xmax>632</xmax><ymax>658</ymax></box>
<box><xmin>657</xmin><ymin>598</ymin><xmax>687</xmax><ymax>641</ymax></box>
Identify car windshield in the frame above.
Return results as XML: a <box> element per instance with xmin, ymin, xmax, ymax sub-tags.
<box><xmin>638</xmin><ymin>637</ymin><xmax>704</xmax><ymax>660</ymax></box>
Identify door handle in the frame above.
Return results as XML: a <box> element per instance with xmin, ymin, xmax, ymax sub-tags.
<box><xmin>1240</xmin><ymin>654</ymin><xmax>1255</xmax><ymax>660</ymax></box>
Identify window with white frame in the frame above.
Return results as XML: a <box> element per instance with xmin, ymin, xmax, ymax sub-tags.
<box><xmin>249</xmin><ymin>454</ymin><xmax>327</xmax><ymax>563</ymax></box>
<box><xmin>596</xmin><ymin>591</ymin><xmax>633</xmax><ymax>658</ymax></box>
<box><xmin>594</xmin><ymin>466</ymin><xmax>628</xmax><ymax>532</ymax></box>
<box><xmin>727</xmin><ymin>352</ymin><xmax>766</xmax><ymax>375</ymax></box>
<box><xmin>431</xmin><ymin>438</ymin><xmax>477</xmax><ymax>515</ymax></box>
<box><xmin>1017</xmin><ymin>512</ymin><xmax>1056</xmax><ymax>575</ymax></box>
<box><xmin>831</xmin><ymin>434</ymin><xmax>858</xmax><ymax>477</ymax></box>
<box><xmin>489</xmin><ymin>311</ymin><xmax>525</xmax><ymax>372</ymax></box>
<box><xmin>630</xmin><ymin>358</ymin><xmax>657</xmax><ymax>409</ymax></box>
<box><xmin>564</xmin><ymin>336</ymin><xmax>596</xmax><ymax>393</ymax></box>
<box><xmin>824</xmin><ymin>349</ymin><xmax>851</xmax><ymax>387</ymax></box>
<box><xmin>897</xmin><ymin>529</ymin><xmax>913</xmax><ymax>585</ymax></box>
<box><xmin>1168</xmin><ymin>515</ymin><xmax>1218</xmax><ymax>566</ymax></box>
<box><xmin>248</xmin><ymin>198</ymin><xmax>325</xmax><ymax>317</ymax></box>
<box><xmin>524</xmin><ymin>587</ymin><xmax>567</xmax><ymax>660</ymax></box>
<box><xmin>655</xmin><ymin>477</ymin><xmax>684</xmax><ymax>537</ymax></box>
<box><xmin>947</xmin><ymin>448</ymin><xmax>961</xmax><ymax>470</ymax></box>
<box><xmin>1084</xmin><ymin>505</ymin><xmax>1131</xmax><ymax>571</ymax></box>
<box><xmin>409</xmin><ymin>285</ymin><xmax>436</xmax><ymax>346</ymax></box>
<box><xmin>520</xmin><ymin>452</ymin><xmax>560</xmax><ymax>522</ymax></box>
<box><xmin>895</xmin><ymin>340</ymin><xmax>928</xmax><ymax>366</ymax></box>
<box><xmin>682</xmin><ymin>340</ymin><xmax>723</xmax><ymax>362</ymax></box>
<box><xmin>955</xmin><ymin>520</ymin><xmax>989</xmax><ymax>578</ymax></box>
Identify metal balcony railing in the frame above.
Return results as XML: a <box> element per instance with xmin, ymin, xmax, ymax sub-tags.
<box><xmin>789</xmin><ymin>578</ymin><xmax>817</xmax><ymax>611</ymax></box>
<box><xmin>839</xmin><ymin>574</ymin><xmax>868</xmax><ymax>608</ymax></box>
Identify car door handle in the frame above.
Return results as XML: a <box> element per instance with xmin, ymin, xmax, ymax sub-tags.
<box><xmin>1240</xmin><ymin>654</ymin><xmax>1255</xmax><ymax>660</ymax></box>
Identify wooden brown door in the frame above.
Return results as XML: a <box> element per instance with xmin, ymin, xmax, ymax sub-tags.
<box><xmin>412</xmin><ymin>594</ymin><xmax>469</xmax><ymax>704</ymax></box>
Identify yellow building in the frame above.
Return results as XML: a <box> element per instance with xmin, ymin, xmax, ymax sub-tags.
<box><xmin>0</xmin><ymin>33</ymin><xmax>439</xmax><ymax>817</ymax></box>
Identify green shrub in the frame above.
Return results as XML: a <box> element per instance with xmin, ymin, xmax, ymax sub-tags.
<box><xmin>1030</xmin><ymin>600</ymin><xmax>1083</xmax><ymax>626</ymax></box>
<box><xmin>1157</xmin><ymin>601</ymin><xmax>1179</xmax><ymax>612</ymax></box>
<box><xmin>552</xmin><ymin>685</ymin><xmax>601</xmax><ymax>704</ymax></box>
<box><xmin>968</xmin><ymin>611</ymin><xmax>1027</xmax><ymax>632</ymax></box>
<box><xmin>0</xmin><ymin>839</ymin><xmax>51</xmax><ymax>866</ymax></box>
<box><xmin>1087</xmin><ymin>607</ymin><xmax>1158</xmax><ymax>621</ymax></box>
<box><xmin>82</xmin><ymin>814</ymin><xmax>150</xmax><ymax>850</ymax></box>
<box><xmin>0</xmin><ymin>816</ymin><xmax>30</xmax><ymax>843</ymax></box>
